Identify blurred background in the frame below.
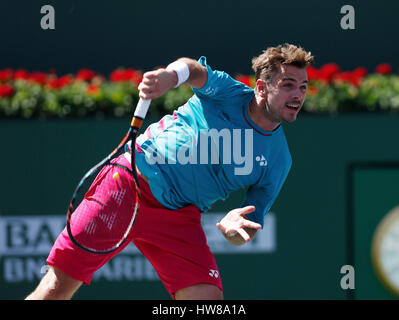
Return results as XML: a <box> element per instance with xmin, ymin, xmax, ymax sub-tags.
<box><xmin>1</xmin><ymin>0</ymin><xmax>399</xmax><ymax>300</ymax></box>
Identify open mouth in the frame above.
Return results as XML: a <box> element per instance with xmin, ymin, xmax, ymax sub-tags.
<box><xmin>285</xmin><ymin>103</ymin><xmax>301</xmax><ymax>111</ymax></box>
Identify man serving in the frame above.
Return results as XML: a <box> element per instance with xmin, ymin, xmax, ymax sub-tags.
<box><xmin>27</xmin><ymin>43</ymin><xmax>313</xmax><ymax>300</ymax></box>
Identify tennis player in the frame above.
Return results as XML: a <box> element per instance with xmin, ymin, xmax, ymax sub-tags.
<box><xmin>26</xmin><ymin>43</ymin><xmax>313</xmax><ymax>300</ymax></box>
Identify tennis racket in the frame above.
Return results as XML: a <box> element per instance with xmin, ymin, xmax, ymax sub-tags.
<box><xmin>66</xmin><ymin>98</ymin><xmax>151</xmax><ymax>254</ymax></box>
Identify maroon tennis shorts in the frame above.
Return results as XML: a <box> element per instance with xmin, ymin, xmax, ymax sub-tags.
<box><xmin>47</xmin><ymin>154</ymin><xmax>222</xmax><ymax>298</ymax></box>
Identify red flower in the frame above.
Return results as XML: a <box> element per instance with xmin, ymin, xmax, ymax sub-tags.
<box><xmin>110</xmin><ymin>69</ymin><xmax>142</xmax><ymax>85</ymax></box>
<box><xmin>48</xmin><ymin>75</ymin><xmax>73</xmax><ymax>89</ymax></box>
<box><xmin>333</xmin><ymin>71</ymin><xmax>362</xmax><ymax>87</ymax></box>
<box><xmin>29</xmin><ymin>72</ymin><xmax>48</xmax><ymax>85</ymax></box>
<box><xmin>353</xmin><ymin>67</ymin><xmax>367</xmax><ymax>78</ymax></box>
<box><xmin>333</xmin><ymin>72</ymin><xmax>348</xmax><ymax>82</ymax></box>
<box><xmin>125</xmin><ymin>69</ymin><xmax>142</xmax><ymax>84</ymax></box>
<box><xmin>0</xmin><ymin>69</ymin><xmax>13</xmax><ymax>82</ymax></box>
<box><xmin>87</xmin><ymin>84</ymin><xmax>100</xmax><ymax>95</ymax></box>
<box><xmin>236</xmin><ymin>75</ymin><xmax>252</xmax><ymax>87</ymax></box>
<box><xmin>375</xmin><ymin>63</ymin><xmax>392</xmax><ymax>75</ymax></box>
<box><xmin>306</xmin><ymin>66</ymin><xmax>320</xmax><ymax>81</ymax></box>
<box><xmin>0</xmin><ymin>84</ymin><xmax>14</xmax><ymax>97</ymax></box>
<box><xmin>14</xmin><ymin>69</ymin><xmax>30</xmax><ymax>80</ymax></box>
<box><xmin>319</xmin><ymin>63</ymin><xmax>340</xmax><ymax>83</ymax></box>
<box><xmin>307</xmin><ymin>85</ymin><xmax>319</xmax><ymax>96</ymax></box>
<box><xmin>110</xmin><ymin>69</ymin><xmax>123</xmax><ymax>82</ymax></box>
<box><xmin>350</xmin><ymin>75</ymin><xmax>362</xmax><ymax>87</ymax></box>
<box><xmin>76</xmin><ymin>69</ymin><xmax>96</xmax><ymax>82</ymax></box>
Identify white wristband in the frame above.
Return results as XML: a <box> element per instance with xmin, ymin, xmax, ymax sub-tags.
<box><xmin>166</xmin><ymin>61</ymin><xmax>190</xmax><ymax>88</ymax></box>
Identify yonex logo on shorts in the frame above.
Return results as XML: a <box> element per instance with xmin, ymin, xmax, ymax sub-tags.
<box><xmin>209</xmin><ymin>269</ymin><xmax>219</xmax><ymax>278</ymax></box>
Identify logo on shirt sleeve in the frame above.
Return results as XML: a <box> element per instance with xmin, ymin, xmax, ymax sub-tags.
<box><xmin>204</xmin><ymin>87</ymin><xmax>217</xmax><ymax>95</ymax></box>
<box><xmin>256</xmin><ymin>155</ymin><xmax>267</xmax><ymax>166</ymax></box>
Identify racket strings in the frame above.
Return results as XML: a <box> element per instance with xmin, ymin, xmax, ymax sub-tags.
<box><xmin>66</xmin><ymin>100</ymin><xmax>149</xmax><ymax>254</ymax></box>
<box><xmin>68</xmin><ymin>156</ymin><xmax>138</xmax><ymax>253</ymax></box>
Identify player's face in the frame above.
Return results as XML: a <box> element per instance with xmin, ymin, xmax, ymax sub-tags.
<box><xmin>264</xmin><ymin>65</ymin><xmax>308</xmax><ymax>124</ymax></box>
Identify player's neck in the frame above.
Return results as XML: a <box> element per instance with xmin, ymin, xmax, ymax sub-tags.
<box><xmin>247</xmin><ymin>97</ymin><xmax>280</xmax><ymax>132</ymax></box>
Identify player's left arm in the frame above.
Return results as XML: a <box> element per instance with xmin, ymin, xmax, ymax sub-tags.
<box><xmin>216</xmin><ymin>206</ymin><xmax>262</xmax><ymax>246</ymax></box>
<box><xmin>219</xmin><ymin>161</ymin><xmax>290</xmax><ymax>246</ymax></box>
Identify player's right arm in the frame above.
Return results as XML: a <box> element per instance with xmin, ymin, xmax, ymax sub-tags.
<box><xmin>138</xmin><ymin>58</ymin><xmax>207</xmax><ymax>100</ymax></box>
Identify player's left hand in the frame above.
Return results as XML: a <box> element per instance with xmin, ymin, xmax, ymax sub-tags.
<box><xmin>216</xmin><ymin>206</ymin><xmax>261</xmax><ymax>244</ymax></box>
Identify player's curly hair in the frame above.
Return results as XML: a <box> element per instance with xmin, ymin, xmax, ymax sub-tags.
<box><xmin>252</xmin><ymin>43</ymin><xmax>314</xmax><ymax>82</ymax></box>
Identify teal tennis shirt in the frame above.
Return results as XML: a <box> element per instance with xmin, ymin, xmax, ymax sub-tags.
<box><xmin>133</xmin><ymin>56</ymin><xmax>292</xmax><ymax>227</ymax></box>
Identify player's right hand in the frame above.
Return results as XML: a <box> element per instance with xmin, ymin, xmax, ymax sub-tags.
<box><xmin>138</xmin><ymin>68</ymin><xmax>178</xmax><ymax>100</ymax></box>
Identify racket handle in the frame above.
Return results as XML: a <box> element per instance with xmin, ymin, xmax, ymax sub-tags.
<box><xmin>134</xmin><ymin>98</ymin><xmax>151</xmax><ymax>119</ymax></box>
<box><xmin>131</xmin><ymin>99</ymin><xmax>151</xmax><ymax>129</ymax></box>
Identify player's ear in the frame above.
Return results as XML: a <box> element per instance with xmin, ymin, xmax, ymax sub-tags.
<box><xmin>256</xmin><ymin>79</ymin><xmax>267</xmax><ymax>98</ymax></box>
